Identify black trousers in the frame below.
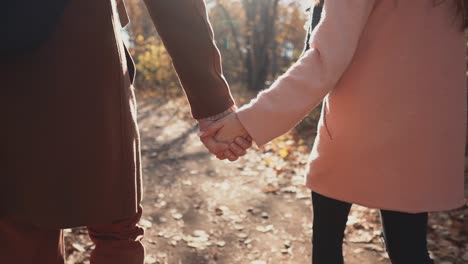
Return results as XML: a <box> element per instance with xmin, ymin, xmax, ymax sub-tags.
<box><xmin>311</xmin><ymin>192</ymin><xmax>433</xmax><ymax>264</ymax></box>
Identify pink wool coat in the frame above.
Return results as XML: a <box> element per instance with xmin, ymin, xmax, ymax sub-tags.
<box><xmin>237</xmin><ymin>0</ymin><xmax>466</xmax><ymax>213</ymax></box>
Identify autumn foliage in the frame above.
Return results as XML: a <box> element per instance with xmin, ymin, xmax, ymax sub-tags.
<box><xmin>124</xmin><ymin>0</ymin><xmax>307</xmax><ymax>93</ymax></box>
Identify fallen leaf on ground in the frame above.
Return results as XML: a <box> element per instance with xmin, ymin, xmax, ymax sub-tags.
<box><xmin>256</xmin><ymin>225</ymin><xmax>274</xmax><ymax>233</ymax></box>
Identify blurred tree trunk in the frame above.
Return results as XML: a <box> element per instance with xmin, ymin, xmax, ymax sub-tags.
<box><xmin>216</xmin><ymin>0</ymin><xmax>244</xmax><ymax>66</ymax></box>
<box><xmin>243</xmin><ymin>0</ymin><xmax>280</xmax><ymax>91</ymax></box>
<box><xmin>125</xmin><ymin>0</ymin><xmax>157</xmax><ymax>43</ymax></box>
<box><xmin>465</xmin><ymin>30</ymin><xmax>467</xmax><ymax>166</ymax></box>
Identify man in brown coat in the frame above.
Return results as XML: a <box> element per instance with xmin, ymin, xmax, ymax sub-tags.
<box><xmin>0</xmin><ymin>0</ymin><xmax>250</xmax><ymax>263</ymax></box>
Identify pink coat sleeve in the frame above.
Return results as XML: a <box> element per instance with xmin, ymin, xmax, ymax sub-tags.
<box><xmin>237</xmin><ymin>0</ymin><xmax>375</xmax><ymax>146</ymax></box>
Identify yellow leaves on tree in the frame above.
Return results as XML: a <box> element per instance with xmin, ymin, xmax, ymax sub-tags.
<box><xmin>134</xmin><ymin>36</ymin><xmax>179</xmax><ymax>94</ymax></box>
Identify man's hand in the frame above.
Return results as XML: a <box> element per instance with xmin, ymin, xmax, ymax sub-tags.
<box><xmin>199</xmin><ymin>113</ymin><xmax>252</xmax><ymax>161</ymax></box>
<box><xmin>198</xmin><ymin>119</ymin><xmax>252</xmax><ymax>161</ymax></box>
<box><xmin>198</xmin><ymin>120</ymin><xmax>228</xmax><ymax>159</ymax></box>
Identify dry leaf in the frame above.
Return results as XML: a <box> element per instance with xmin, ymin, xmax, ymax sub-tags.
<box><xmin>279</xmin><ymin>148</ymin><xmax>289</xmax><ymax>158</ymax></box>
<box><xmin>144</xmin><ymin>255</ymin><xmax>157</xmax><ymax>264</ymax></box>
<box><xmin>216</xmin><ymin>241</ymin><xmax>226</xmax><ymax>247</ymax></box>
<box><xmin>72</xmin><ymin>243</ymin><xmax>85</xmax><ymax>253</ymax></box>
<box><xmin>172</xmin><ymin>212</ymin><xmax>183</xmax><ymax>220</ymax></box>
<box><xmin>262</xmin><ymin>183</ymin><xmax>280</xmax><ymax>194</ymax></box>
<box><xmin>215</xmin><ymin>208</ymin><xmax>224</xmax><ymax>216</ymax></box>
<box><xmin>256</xmin><ymin>225</ymin><xmax>274</xmax><ymax>233</ymax></box>
<box><xmin>139</xmin><ymin>219</ymin><xmax>153</xmax><ymax>228</ymax></box>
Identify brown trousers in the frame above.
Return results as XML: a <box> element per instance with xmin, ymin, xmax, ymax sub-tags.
<box><xmin>0</xmin><ymin>206</ymin><xmax>144</xmax><ymax>264</ymax></box>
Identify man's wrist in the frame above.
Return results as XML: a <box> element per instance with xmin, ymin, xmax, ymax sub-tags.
<box><xmin>197</xmin><ymin>106</ymin><xmax>237</xmax><ymax>122</ymax></box>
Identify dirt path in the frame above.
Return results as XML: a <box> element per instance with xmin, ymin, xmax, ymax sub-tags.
<box><xmin>65</xmin><ymin>95</ymin><xmax>466</xmax><ymax>264</ymax></box>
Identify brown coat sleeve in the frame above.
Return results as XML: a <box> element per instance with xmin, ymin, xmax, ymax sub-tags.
<box><xmin>143</xmin><ymin>0</ymin><xmax>235</xmax><ymax>119</ymax></box>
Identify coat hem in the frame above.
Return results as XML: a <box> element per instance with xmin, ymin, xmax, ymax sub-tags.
<box><xmin>306</xmin><ymin>182</ymin><xmax>465</xmax><ymax>213</ymax></box>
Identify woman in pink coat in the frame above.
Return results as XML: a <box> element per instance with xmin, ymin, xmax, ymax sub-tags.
<box><xmin>202</xmin><ymin>0</ymin><xmax>466</xmax><ymax>263</ymax></box>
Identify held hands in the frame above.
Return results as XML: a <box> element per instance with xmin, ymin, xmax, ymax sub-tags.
<box><xmin>199</xmin><ymin>112</ymin><xmax>252</xmax><ymax>161</ymax></box>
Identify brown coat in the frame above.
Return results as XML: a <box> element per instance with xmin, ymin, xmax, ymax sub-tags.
<box><xmin>0</xmin><ymin>0</ymin><xmax>234</xmax><ymax>228</ymax></box>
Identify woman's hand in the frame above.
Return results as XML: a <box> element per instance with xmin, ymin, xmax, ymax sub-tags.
<box><xmin>199</xmin><ymin>112</ymin><xmax>252</xmax><ymax>161</ymax></box>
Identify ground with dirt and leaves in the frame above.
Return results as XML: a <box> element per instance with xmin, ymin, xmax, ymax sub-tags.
<box><xmin>65</xmin><ymin>92</ymin><xmax>467</xmax><ymax>264</ymax></box>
